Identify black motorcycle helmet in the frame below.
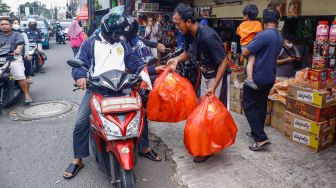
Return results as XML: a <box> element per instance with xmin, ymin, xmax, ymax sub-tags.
<box><xmin>28</xmin><ymin>20</ymin><xmax>37</xmax><ymax>29</ymax></box>
<box><xmin>121</xmin><ymin>16</ymin><xmax>138</xmax><ymax>41</ymax></box>
<box><xmin>100</xmin><ymin>12</ymin><xmax>128</xmax><ymax>43</ymax></box>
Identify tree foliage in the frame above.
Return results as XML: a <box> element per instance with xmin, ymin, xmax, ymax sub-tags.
<box><xmin>0</xmin><ymin>0</ymin><xmax>11</xmax><ymax>15</ymax></box>
<box><xmin>19</xmin><ymin>1</ymin><xmax>52</xmax><ymax>19</ymax></box>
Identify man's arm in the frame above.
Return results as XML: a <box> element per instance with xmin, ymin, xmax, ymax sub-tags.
<box><xmin>14</xmin><ymin>44</ymin><xmax>24</xmax><ymax>55</ymax></box>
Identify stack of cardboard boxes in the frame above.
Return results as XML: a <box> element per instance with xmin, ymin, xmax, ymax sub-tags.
<box><xmin>284</xmin><ymin>83</ymin><xmax>336</xmax><ymax>152</ymax></box>
<box><xmin>229</xmin><ymin>67</ymin><xmax>245</xmax><ymax>114</ymax></box>
<box><xmin>282</xmin><ymin>21</ymin><xmax>336</xmax><ymax>152</ymax></box>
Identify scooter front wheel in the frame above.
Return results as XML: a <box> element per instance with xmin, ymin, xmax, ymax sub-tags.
<box><xmin>109</xmin><ymin>153</ymin><xmax>135</xmax><ymax>188</ymax></box>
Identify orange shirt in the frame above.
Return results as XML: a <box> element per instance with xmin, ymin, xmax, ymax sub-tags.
<box><xmin>236</xmin><ymin>20</ymin><xmax>263</xmax><ymax>46</ymax></box>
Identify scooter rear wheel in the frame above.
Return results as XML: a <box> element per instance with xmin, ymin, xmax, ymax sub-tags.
<box><xmin>109</xmin><ymin>153</ymin><xmax>135</xmax><ymax>188</ymax></box>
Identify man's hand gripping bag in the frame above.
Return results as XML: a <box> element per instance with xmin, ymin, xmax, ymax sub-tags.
<box><xmin>184</xmin><ymin>94</ymin><xmax>238</xmax><ymax>156</ymax></box>
<box><xmin>147</xmin><ymin>67</ymin><xmax>197</xmax><ymax>122</ymax></box>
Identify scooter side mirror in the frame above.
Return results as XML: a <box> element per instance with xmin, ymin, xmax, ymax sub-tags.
<box><xmin>67</xmin><ymin>59</ymin><xmax>85</xmax><ymax>68</ymax></box>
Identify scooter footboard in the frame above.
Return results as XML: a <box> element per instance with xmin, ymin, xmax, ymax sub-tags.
<box><xmin>107</xmin><ymin>140</ymin><xmax>135</xmax><ymax>171</ymax></box>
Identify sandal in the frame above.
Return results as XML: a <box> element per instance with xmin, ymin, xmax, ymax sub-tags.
<box><xmin>193</xmin><ymin>155</ymin><xmax>210</xmax><ymax>163</ymax></box>
<box><xmin>27</xmin><ymin>78</ymin><xmax>33</xmax><ymax>84</ymax></box>
<box><xmin>139</xmin><ymin>149</ymin><xmax>162</xmax><ymax>162</ymax></box>
<box><xmin>24</xmin><ymin>98</ymin><xmax>33</xmax><ymax>106</ymax></box>
<box><xmin>249</xmin><ymin>141</ymin><xmax>271</xmax><ymax>151</ymax></box>
<box><xmin>63</xmin><ymin>163</ymin><xmax>84</xmax><ymax>179</ymax></box>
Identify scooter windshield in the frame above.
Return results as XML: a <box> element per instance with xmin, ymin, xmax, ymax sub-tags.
<box><xmin>92</xmin><ymin>69</ymin><xmax>140</xmax><ymax>94</ymax></box>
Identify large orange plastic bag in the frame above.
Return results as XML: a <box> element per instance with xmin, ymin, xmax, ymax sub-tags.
<box><xmin>147</xmin><ymin>67</ymin><xmax>197</xmax><ymax>122</ymax></box>
<box><xmin>184</xmin><ymin>94</ymin><xmax>238</xmax><ymax>156</ymax></box>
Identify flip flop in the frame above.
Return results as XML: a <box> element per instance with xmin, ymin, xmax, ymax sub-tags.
<box><xmin>139</xmin><ymin>149</ymin><xmax>162</xmax><ymax>162</ymax></box>
<box><xmin>24</xmin><ymin>98</ymin><xmax>33</xmax><ymax>106</ymax></box>
<box><xmin>249</xmin><ymin>141</ymin><xmax>271</xmax><ymax>151</ymax></box>
<box><xmin>63</xmin><ymin>163</ymin><xmax>84</xmax><ymax>179</ymax></box>
<box><xmin>193</xmin><ymin>155</ymin><xmax>210</xmax><ymax>163</ymax></box>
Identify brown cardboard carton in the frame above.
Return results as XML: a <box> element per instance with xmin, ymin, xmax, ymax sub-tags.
<box><xmin>283</xmin><ymin>125</ymin><xmax>334</xmax><ymax>152</ymax></box>
<box><xmin>230</xmin><ymin>98</ymin><xmax>242</xmax><ymax>114</ymax></box>
<box><xmin>267</xmin><ymin>100</ymin><xmax>273</xmax><ymax>113</ymax></box>
<box><xmin>230</xmin><ymin>73</ymin><xmax>246</xmax><ymax>84</ymax></box>
<box><xmin>272</xmin><ymin>100</ymin><xmax>286</xmax><ymax>115</ymax></box>
<box><xmin>265</xmin><ymin>113</ymin><xmax>271</xmax><ymax>125</ymax></box>
<box><xmin>287</xmin><ymin>83</ymin><xmax>336</xmax><ymax>108</ymax></box>
<box><xmin>286</xmin><ymin>98</ymin><xmax>336</xmax><ymax>122</ymax></box>
<box><xmin>271</xmin><ymin>113</ymin><xmax>285</xmax><ymax>132</ymax></box>
<box><xmin>306</xmin><ymin>69</ymin><xmax>327</xmax><ymax>90</ymax></box>
<box><xmin>285</xmin><ymin>111</ymin><xmax>336</xmax><ymax>137</ymax></box>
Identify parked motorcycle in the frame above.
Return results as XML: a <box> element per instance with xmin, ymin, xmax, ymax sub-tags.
<box><xmin>160</xmin><ymin>48</ymin><xmax>201</xmax><ymax>90</ymax></box>
<box><xmin>0</xmin><ymin>47</ymin><xmax>22</xmax><ymax>115</ymax></box>
<box><xmin>56</xmin><ymin>30</ymin><xmax>66</xmax><ymax>44</ymax></box>
<box><xmin>67</xmin><ymin>59</ymin><xmax>144</xmax><ymax>188</ymax></box>
<box><xmin>28</xmin><ymin>40</ymin><xmax>46</xmax><ymax>73</ymax></box>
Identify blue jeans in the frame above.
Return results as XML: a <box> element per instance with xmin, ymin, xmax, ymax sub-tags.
<box><xmin>73</xmin><ymin>90</ymin><xmax>92</xmax><ymax>158</ymax></box>
<box><xmin>73</xmin><ymin>90</ymin><xmax>150</xmax><ymax>158</ymax></box>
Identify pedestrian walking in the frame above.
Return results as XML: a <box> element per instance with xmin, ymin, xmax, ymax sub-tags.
<box><xmin>68</xmin><ymin>20</ymin><xmax>86</xmax><ymax>57</ymax></box>
<box><xmin>241</xmin><ymin>8</ymin><xmax>283</xmax><ymax>151</ymax></box>
<box><xmin>167</xmin><ymin>3</ymin><xmax>229</xmax><ymax>162</ymax></box>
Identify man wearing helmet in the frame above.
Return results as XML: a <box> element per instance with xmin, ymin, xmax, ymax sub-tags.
<box><xmin>25</xmin><ymin>19</ymin><xmax>42</xmax><ymax>41</ymax></box>
<box><xmin>63</xmin><ymin>12</ymin><xmax>153</xmax><ymax>179</ymax></box>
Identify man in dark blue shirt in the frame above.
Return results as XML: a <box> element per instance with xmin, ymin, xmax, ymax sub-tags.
<box><xmin>242</xmin><ymin>8</ymin><xmax>283</xmax><ymax>151</ymax></box>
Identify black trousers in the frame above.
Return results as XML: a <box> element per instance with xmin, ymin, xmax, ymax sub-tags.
<box><xmin>242</xmin><ymin>83</ymin><xmax>274</xmax><ymax>142</ymax></box>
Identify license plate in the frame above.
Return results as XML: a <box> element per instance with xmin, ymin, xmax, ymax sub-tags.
<box><xmin>101</xmin><ymin>97</ymin><xmax>139</xmax><ymax>113</ymax></box>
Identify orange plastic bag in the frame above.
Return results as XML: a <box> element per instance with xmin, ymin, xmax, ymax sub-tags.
<box><xmin>147</xmin><ymin>67</ymin><xmax>197</xmax><ymax>122</ymax></box>
<box><xmin>184</xmin><ymin>94</ymin><xmax>238</xmax><ymax>156</ymax></box>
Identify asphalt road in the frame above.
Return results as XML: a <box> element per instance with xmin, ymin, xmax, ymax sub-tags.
<box><xmin>0</xmin><ymin>39</ymin><xmax>179</xmax><ymax>188</ymax></box>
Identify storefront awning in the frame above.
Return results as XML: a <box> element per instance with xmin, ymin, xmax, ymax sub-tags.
<box><xmin>77</xmin><ymin>4</ymin><xmax>88</xmax><ymax>20</ymax></box>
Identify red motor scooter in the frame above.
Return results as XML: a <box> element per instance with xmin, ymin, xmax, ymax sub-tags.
<box><xmin>67</xmin><ymin>59</ymin><xmax>144</xmax><ymax>188</ymax></box>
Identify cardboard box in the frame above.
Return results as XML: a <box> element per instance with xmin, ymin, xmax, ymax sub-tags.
<box><xmin>267</xmin><ymin>100</ymin><xmax>273</xmax><ymax>113</ymax></box>
<box><xmin>265</xmin><ymin>113</ymin><xmax>271</xmax><ymax>125</ymax></box>
<box><xmin>327</xmin><ymin>68</ymin><xmax>336</xmax><ymax>88</ymax></box>
<box><xmin>285</xmin><ymin>111</ymin><xmax>336</xmax><ymax>137</ymax></box>
<box><xmin>271</xmin><ymin>113</ymin><xmax>285</xmax><ymax>132</ymax></box>
<box><xmin>286</xmin><ymin>98</ymin><xmax>336</xmax><ymax>122</ymax></box>
<box><xmin>287</xmin><ymin>83</ymin><xmax>336</xmax><ymax>108</ymax></box>
<box><xmin>306</xmin><ymin>69</ymin><xmax>327</xmax><ymax>90</ymax></box>
<box><xmin>230</xmin><ymin>85</ymin><xmax>243</xmax><ymax>101</ymax></box>
<box><xmin>283</xmin><ymin>125</ymin><xmax>334</xmax><ymax>152</ymax></box>
<box><xmin>230</xmin><ymin>73</ymin><xmax>246</xmax><ymax>84</ymax></box>
<box><xmin>230</xmin><ymin>98</ymin><xmax>243</xmax><ymax>114</ymax></box>
<box><xmin>272</xmin><ymin>100</ymin><xmax>286</xmax><ymax>115</ymax></box>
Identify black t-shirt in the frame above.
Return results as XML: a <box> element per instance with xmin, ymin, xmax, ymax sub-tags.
<box><xmin>183</xmin><ymin>25</ymin><xmax>226</xmax><ymax>79</ymax></box>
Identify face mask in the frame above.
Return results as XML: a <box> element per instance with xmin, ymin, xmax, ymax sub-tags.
<box><xmin>286</xmin><ymin>43</ymin><xmax>293</xmax><ymax>48</ymax></box>
<box><xmin>12</xmin><ymin>24</ymin><xmax>20</xmax><ymax>30</ymax></box>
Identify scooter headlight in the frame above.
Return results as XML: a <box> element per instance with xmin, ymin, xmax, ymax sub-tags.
<box><xmin>99</xmin><ymin>114</ymin><xmax>123</xmax><ymax>140</ymax></box>
<box><xmin>125</xmin><ymin>110</ymin><xmax>141</xmax><ymax>138</ymax></box>
<box><xmin>92</xmin><ymin>96</ymin><xmax>102</xmax><ymax>114</ymax></box>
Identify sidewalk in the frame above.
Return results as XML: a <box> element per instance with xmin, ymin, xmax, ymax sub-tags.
<box><xmin>149</xmin><ymin>113</ymin><xmax>336</xmax><ymax>188</ymax></box>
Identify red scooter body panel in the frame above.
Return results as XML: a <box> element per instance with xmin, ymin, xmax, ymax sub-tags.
<box><xmin>89</xmin><ymin>91</ymin><xmax>144</xmax><ymax>171</ymax></box>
